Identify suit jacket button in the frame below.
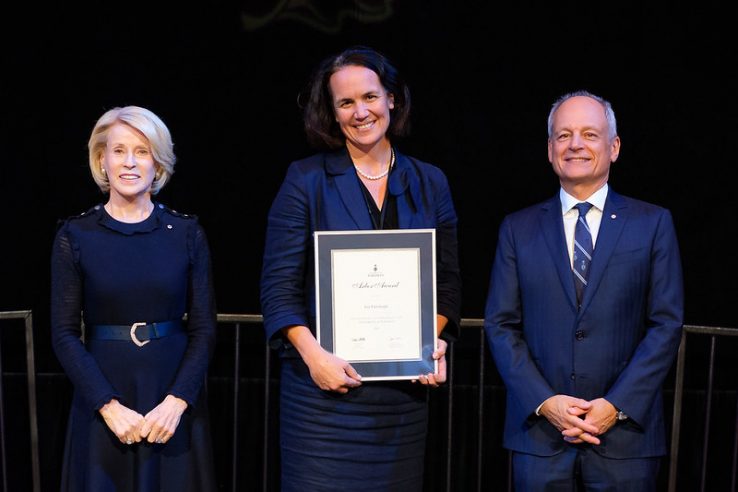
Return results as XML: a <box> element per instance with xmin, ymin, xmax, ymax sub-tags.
<box><xmin>570</xmin><ymin>373</ymin><xmax>576</xmax><ymax>380</ymax></box>
<box><xmin>575</xmin><ymin>330</ymin><xmax>585</xmax><ymax>340</ymax></box>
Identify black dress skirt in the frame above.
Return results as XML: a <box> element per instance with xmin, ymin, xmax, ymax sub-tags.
<box><xmin>279</xmin><ymin>357</ymin><xmax>429</xmax><ymax>492</ymax></box>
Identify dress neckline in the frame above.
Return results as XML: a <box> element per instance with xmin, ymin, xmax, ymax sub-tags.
<box><xmin>98</xmin><ymin>202</ymin><xmax>162</xmax><ymax>235</ymax></box>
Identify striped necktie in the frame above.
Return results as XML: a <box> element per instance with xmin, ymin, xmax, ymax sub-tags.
<box><xmin>572</xmin><ymin>202</ymin><xmax>594</xmax><ymax>306</ymax></box>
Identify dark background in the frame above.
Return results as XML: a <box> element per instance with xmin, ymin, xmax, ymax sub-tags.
<box><xmin>1</xmin><ymin>1</ymin><xmax>737</xmax><ymax>490</ymax></box>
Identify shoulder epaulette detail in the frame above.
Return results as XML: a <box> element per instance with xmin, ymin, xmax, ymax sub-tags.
<box><xmin>157</xmin><ymin>203</ymin><xmax>197</xmax><ymax>220</ymax></box>
<box><xmin>67</xmin><ymin>204</ymin><xmax>103</xmax><ymax>221</ymax></box>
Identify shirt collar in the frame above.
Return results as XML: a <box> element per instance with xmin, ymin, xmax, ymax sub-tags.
<box><xmin>560</xmin><ymin>183</ymin><xmax>609</xmax><ymax>215</ymax></box>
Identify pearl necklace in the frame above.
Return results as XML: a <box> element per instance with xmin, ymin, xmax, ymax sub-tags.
<box><xmin>354</xmin><ymin>148</ymin><xmax>395</xmax><ymax>181</ymax></box>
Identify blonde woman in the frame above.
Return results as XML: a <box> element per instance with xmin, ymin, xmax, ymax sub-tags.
<box><xmin>51</xmin><ymin>106</ymin><xmax>216</xmax><ymax>491</ymax></box>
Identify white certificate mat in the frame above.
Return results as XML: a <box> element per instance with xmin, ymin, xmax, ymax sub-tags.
<box><xmin>315</xmin><ymin>229</ymin><xmax>437</xmax><ymax>381</ymax></box>
<box><xmin>331</xmin><ymin>248</ymin><xmax>421</xmax><ymax>362</ymax></box>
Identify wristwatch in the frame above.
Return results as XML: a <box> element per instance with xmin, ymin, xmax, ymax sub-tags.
<box><xmin>616</xmin><ymin>410</ymin><xmax>628</xmax><ymax>421</ymax></box>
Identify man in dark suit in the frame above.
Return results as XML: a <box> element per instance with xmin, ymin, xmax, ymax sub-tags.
<box><xmin>484</xmin><ymin>91</ymin><xmax>683</xmax><ymax>490</ymax></box>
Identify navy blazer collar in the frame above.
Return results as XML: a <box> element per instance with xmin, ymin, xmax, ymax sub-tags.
<box><xmin>325</xmin><ymin>147</ymin><xmax>411</xmax><ymax>191</ymax></box>
<box><xmin>325</xmin><ymin>149</ymin><xmax>371</xmax><ymax>229</ymax></box>
<box><xmin>539</xmin><ymin>188</ymin><xmax>628</xmax><ymax>314</ymax></box>
<box><xmin>324</xmin><ymin>147</ymin><xmax>420</xmax><ymax>229</ymax></box>
<box><xmin>580</xmin><ymin>190</ymin><xmax>628</xmax><ymax>313</ymax></box>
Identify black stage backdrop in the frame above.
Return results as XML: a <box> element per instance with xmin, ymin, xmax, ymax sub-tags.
<box><xmin>2</xmin><ymin>2</ymin><xmax>737</xmax><ymax>490</ymax></box>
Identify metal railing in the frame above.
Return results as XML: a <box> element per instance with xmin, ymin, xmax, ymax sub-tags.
<box><xmin>212</xmin><ymin>313</ymin><xmax>269</xmax><ymax>492</ymax></box>
<box><xmin>668</xmin><ymin>324</ymin><xmax>738</xmax><ymax>492</ymax></box>
<box><xmin>218</xmin><ymin>314</ymin><xmax>492</xmax><ymax>491</ymax></box>
<box><xmin>0</xmin><ymin>310</ymin><xmax>40</xmax><ymax>492</ymax></box>
<box><xmin>218</xmin><ymin>316</ymin><xmax>738</xmax><ymax>491</ymax></box>
<box><xmin>3</xmin><ymin>312</ymin><xmax>736</xmax><ymax>491</ymax></box>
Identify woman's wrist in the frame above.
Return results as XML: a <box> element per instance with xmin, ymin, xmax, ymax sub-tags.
<box><xmin>165</xmin><ymin>394</ymin><xmax>188</xmax><ymax>411</ymax></box>
<box><xmin>283</xmin><ymin>325</ymin><xmax>323</xmax><ymax>363</ymax></box>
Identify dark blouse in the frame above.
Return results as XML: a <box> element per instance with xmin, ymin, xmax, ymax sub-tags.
<box><xmin>356</xmin><ymin>168</ymin><xmax>398</xmax><ymax>230</ymax></box>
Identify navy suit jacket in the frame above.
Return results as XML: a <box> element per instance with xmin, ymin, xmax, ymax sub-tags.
<box><xmin>484</xmin><ymin>189</ymin><xmax>683</xmax><ymax>459</ymax></box>
<box><xmin>261</xmin><ymin>148</ymin><xmax>461</xmax><ymax>350</ymax></box>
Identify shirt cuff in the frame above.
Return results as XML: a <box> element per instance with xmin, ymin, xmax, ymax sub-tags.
<box><xmin>535</xmin><ymin>401</ymin><xmax>545</xmax><ymax>416</ymax></box>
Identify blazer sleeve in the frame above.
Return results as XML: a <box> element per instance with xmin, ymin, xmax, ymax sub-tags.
<box><xmin>432</xmin><ymin>169</ymin><xmax>462</xmax><ymax>340</ymax></box>
<box><xmin>485</xmin><ymin>216</ymin><xmax>556</xmax><ymax>415</ymax></box>
<box><xmin>604</xmin><ymin>209</ymin><xmax>684</xmax><ymax>425</ymax></box>
<box><xmin>260</xmin><ymin>163</ymin><xmax>312</xmax><ymax>344</ymax></box>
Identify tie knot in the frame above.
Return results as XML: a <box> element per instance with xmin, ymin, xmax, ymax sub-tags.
<box><xmin>574</xmin><ymin>202</ymin><xmax>593</xmax><ymax>217</ymax></box>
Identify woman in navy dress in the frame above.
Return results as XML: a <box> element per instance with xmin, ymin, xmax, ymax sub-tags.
<box><xmin>260</xmin><ymin>46</ymin><xmax>461</xmax><ymax>491</ymax></box>
<box><xmin>51</xmin><ymin>106</ymin><xmax>217</xmax><ymax>491</ymax></box>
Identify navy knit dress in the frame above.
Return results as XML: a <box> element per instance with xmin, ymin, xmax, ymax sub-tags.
<box><xmin>51</xmin><ymin>203</ymin><xmax>216</xmax><ymax>492</ymax></box>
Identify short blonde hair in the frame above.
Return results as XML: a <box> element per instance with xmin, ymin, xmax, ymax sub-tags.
<box><xmin>88</xmin><ymin>106</ymin><xmax>176</xmax><ymax>194</ymax></box>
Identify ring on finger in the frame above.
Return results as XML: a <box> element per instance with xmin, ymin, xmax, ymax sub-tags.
<box><xmin>126</xmin><ymin>439</ymin><xmax>133</xmax><ymax>445</ymax></box>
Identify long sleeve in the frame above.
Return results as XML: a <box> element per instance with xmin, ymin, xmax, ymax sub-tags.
<box><xmin>485</xmin><ymin>216</ymin><xmax>555</xmax><ymax>415</ymax></box>
<box><xmin>51</xmin><ymin>224</ymin><xmax>121</xmax><ymax>411</ymax></box>
<box><xmin>167</xmin><ymin>222</ymin><xmax>217</xmax><ymax>407</ymax></box>
<box><xmin>260</xmin><ymin>162</ymin><xmax>312</xmax><ymax>344</ymax></box>
<box><xmin>431</xmin><ymin>169</ymin><xmax>461</xmax><ymax>339</ymax></box>
<box><xmin>603</xmin><ymin>209</ymin><xmax>684</xmax><ymax>425</ymax></box>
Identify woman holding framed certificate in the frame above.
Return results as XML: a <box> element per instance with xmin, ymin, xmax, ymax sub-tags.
<box><xmin>260</xmin><ymin>46</ymin><xmax>461</xmax><ymax>491</ymax></box>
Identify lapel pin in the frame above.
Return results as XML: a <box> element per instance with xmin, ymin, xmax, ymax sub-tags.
<box><xmin>611</xmin><ymin>214</ymin><xmax>617</xmax><ymax>219</ymax></box>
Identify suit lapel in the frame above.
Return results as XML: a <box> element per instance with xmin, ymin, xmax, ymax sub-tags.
<box><xmin>540</xmin><ymin>195</ymin><xmax>578</xmax><ymax>311</ymax></box>
<box><xmin>579</xmin><ymin>190</ymin><xmax>628</xmax><ymax>312</ymax></box>
<box><xmin>390</xmin><ymin>153</ymin><xmax>421</xmax><ymax>229</ymax></box>
<box><xmin>327</xmin><ymin>150</ymin><xmax>424</xmax><ymax>230</ymax></box>
<box><xmin>326</xmin><ymin>150</ymin><xmax>373</xmax><ymax>230</ymax></box>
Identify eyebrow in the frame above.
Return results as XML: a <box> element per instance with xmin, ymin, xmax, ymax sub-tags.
<box><xmin>335</xmin><ymin>90</ymin><xmax>381</xmax><ymax>103</ymax></box>
<box><xmin>556</xmin><ymin>125</ymin><xmax>603</xmax><ymax>134</ymax></box>
<box><xmin>109</xmin><ymin>142</ymin><xmax>150</xmax><ymax>149</ymax></box>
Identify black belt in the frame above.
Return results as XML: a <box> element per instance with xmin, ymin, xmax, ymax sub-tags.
<box><xmin>87</xmin><ymin>320</ymin><xmax>184</xmax><ymax>347</ymax></box>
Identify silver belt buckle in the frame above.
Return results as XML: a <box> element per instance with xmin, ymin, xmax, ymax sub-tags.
<box><xmin>130</xmin><ymin>322</ymin><xmax>150</xmax><ymax>347</ymax></box>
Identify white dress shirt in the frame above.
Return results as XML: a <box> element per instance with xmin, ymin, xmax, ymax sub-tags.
<box><xmin>560</xmin><ymin>184</ymin><xmax>609</xmax><ymax>268</ymax></box>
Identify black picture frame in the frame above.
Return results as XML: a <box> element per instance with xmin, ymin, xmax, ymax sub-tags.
<box><xmin>314</xmin><ymin>229</ymin><xmax>437</xmax><ymax>380</ymax></box>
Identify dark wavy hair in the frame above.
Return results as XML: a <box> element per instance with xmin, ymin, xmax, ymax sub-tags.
<box><xmin>301</xmin><ymin>46</ymin><xmax>411</xmax><ymax>149</ymax></box>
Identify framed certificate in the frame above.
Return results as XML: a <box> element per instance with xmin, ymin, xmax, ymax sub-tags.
<box><xmin>314</xmin><ymin>229</ymin><xmax>437</xmax><ymax>381</ymax></box>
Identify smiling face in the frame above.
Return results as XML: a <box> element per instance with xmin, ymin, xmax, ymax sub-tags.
<box><xmin>329</xmin><ymin>64</ymin><xmax>394</xmax><ymax>153</ymax></box>
<box><xmin>547</xmin><ymin>96</ymin><xmax>620</xmax><ymax>198</ymax></box>
<box><xmin>100</xmin><ymin>123</ymin><xmax>157</xmax><ymax>203</ymax></box>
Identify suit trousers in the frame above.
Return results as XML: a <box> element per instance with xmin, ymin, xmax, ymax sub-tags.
<box><xmin>512</xmin><ymin>446</ymin><xmax>660</xmax><ymax>492</ymax></box>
